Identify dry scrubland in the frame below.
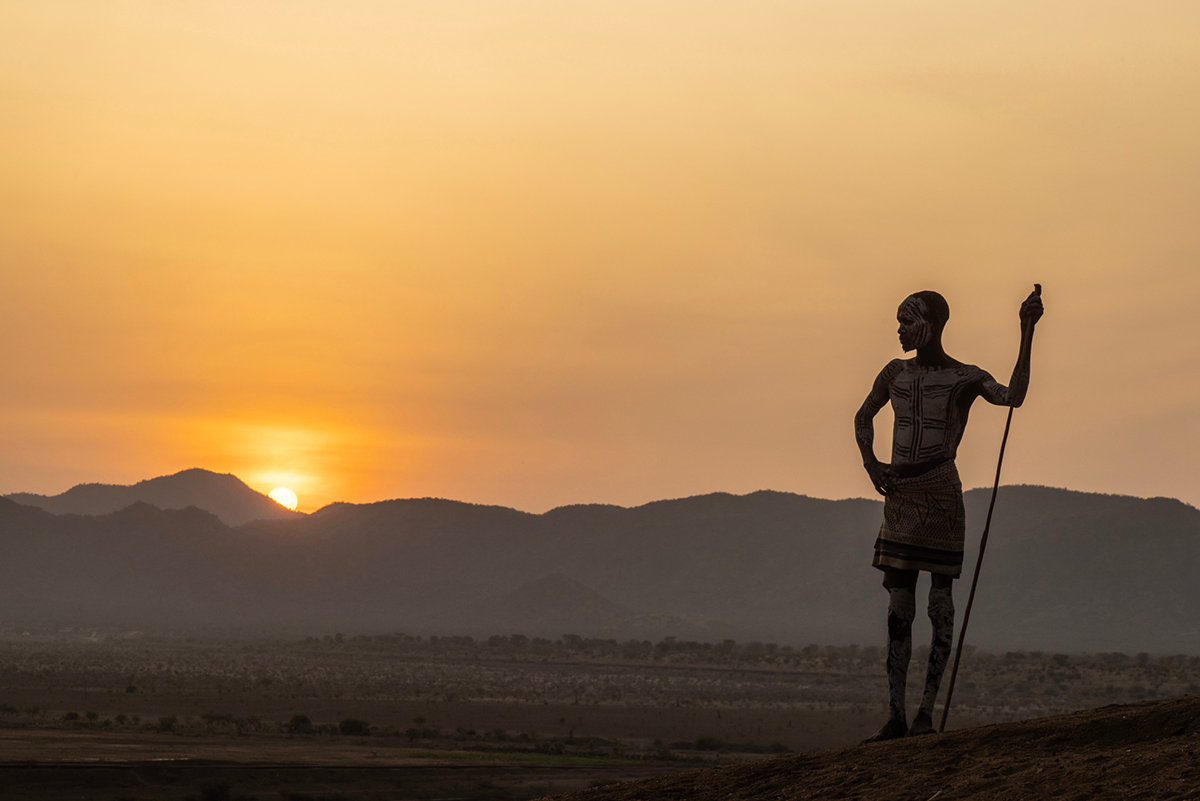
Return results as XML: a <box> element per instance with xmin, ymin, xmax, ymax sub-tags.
<box><xmin>1</xmin><ymin>631</ymin><xmax>1199</xmax><ymax>800</ymax></box>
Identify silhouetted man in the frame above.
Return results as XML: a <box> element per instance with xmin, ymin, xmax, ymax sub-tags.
<box><xmin>855</xmin><ymin>286</ymin><xmax>1043</xmax><ymax>740</ymax></box>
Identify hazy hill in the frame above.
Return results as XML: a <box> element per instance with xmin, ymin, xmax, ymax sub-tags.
<box><xmin>0</xmin><ymin>482</ymin><xmax>1197</xmax><ymax>653</ymax></box>
<box><xmin>538</xmin><ymin>694</ymin><xmax>1200</xmax><ymax>801</ymax></box>
<box><xmin>0</xmin><ymin>498</ymin><xmax>251</xmax><ymax>627</ymax></box>
<box><xmin>4</xmin><ymin>468</ymin><xmax>299</xmax><ymax>525</ymax></box>
<box><xmin>476</xmin><ymin>572</ymin><xmax>635</xmax><ymax>633</ymax></box>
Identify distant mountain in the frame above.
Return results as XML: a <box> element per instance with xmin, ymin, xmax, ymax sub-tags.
<box><xmin>0</xmin><ymin>482</ymin><xmax>1196</xmax><ymax>653</ymax></box>
<box><xmin>475</xmin><ymin>573</ymin><xmax>635</xmax><ymax>633</ymax></box>
<box><xmin>4</xmin><ymin>468</ymin><xmax>300</xmax><ymax>525</ymax></box>
<box><xmin>0</xmin><ymin>498</ymin><xmax>248</xmax><ymax>628</ymax></box>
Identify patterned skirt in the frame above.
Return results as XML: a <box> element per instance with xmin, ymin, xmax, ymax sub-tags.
<box><xmin>872</xmin><ymin>460</ymin><xmax>965</xmax><ymax>577</ymax></box>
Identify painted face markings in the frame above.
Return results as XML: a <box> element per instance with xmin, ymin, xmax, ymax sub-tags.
<box><xmin>897</xmin><ymin>295</ymin><xmax>933</xmax><ymax>352</ymax></box>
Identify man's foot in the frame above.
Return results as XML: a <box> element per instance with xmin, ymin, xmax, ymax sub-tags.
<box><xmin>908</xmin><ymin>711</ymin><xmax>936</xmax><ymax>736</ymax></box>
<box><xmin>862</xmin><ymin>716</ymin><xmax>907</xmax><ymax>743</ymax></box>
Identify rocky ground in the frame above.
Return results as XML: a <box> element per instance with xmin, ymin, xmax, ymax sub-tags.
<box><xmin>541</xmin><ymin>695</ymin><xmax>1200</xmax><ymax>801</ymax></box>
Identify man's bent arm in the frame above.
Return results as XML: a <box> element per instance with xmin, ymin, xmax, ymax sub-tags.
<box><xmin>855</xmin><ymin>365</ymin><xmax>893</xmax><ymax>463</ymax></box>
<box><xmin>855</xmin><ymin>361</ymin><xmax>902</xmax><ymax>494</ymax></box>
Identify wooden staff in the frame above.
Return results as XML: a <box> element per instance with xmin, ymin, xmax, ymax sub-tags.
<box><xmin>937</xmin><ymin>405</ymin><xmax>1012</xmax><ymax>733</ymax></box>
<box><xmin>939</xmin><ymin>283</ymin><xmax>1040</xmax><ymax>733</ymax></box>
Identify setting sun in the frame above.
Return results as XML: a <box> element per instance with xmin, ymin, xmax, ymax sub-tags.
<box><xmin>3</xmin><ymin>1</ymin><xmax>1200</xmax><ymax>514</ymax></box>
<box><xmin>268</xmin><ymin>487</ymin><xmax>299</xmax><ymax>511</ymax></box>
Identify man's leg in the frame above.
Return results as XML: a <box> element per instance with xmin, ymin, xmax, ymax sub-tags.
<box><xmin>865</xmin><ymin>568</ymin><xmax>917</xmax><ymax>742</ymax></box>
<box><xmin>910</xmin><ymin>573</ymin><xmax>955</xmax><ymax>735</ymax></box>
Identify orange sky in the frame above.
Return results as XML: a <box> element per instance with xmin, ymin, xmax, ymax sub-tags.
<box><xmin>3</xmin><ymin>2</ymin><xmax>1199</xmax><ymax>513</ymax></box>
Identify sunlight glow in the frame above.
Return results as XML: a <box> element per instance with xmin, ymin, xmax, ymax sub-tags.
<box><xmin>4</xmin><ymin>3</ymin><xmax>1200</xmax><ymax>510</ymax></box>
<box><xmin>268</xmin><ymin>487</ymin><xmax>299</xmax><ymax>511</ymax></box>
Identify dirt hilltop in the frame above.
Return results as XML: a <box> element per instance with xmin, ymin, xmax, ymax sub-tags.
<box><xmin>540</xmin><ymin>695</ymin><xmax>1200</xmax><ymax>801</ymax></box>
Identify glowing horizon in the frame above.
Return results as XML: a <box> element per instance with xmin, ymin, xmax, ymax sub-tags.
<box><xmin>3</xmin><ymin>2</ymin><xmax>1199</xmax><ymax>513</ymax></box>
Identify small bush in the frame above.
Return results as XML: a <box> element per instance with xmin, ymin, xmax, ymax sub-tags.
<box><xmin>197</xmin><ymin>783</ymin><xmax>232</xmax><ymax>801</ymax></box>
<box><xmin>287</xmin><ymin>715</ymin><xmax>315</xmax><ymax>735</ymax></box>
<box><xmin>693</xmin><ymin>736</ymin><xmax>725</xmax><ymax>751</ymax></box>
<box><xmin>338</xmin><ymin>718</ymin><xmax>370</xmax><ymax>736</ymax></box>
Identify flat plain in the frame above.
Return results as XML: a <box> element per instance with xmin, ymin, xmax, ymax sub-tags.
<box><xmin>1</xmin><ymin>632</ymin><xmax>1197</xmax><ymax>800</ymax></box>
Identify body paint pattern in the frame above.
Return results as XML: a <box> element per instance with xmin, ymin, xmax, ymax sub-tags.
<box><xmin>872</xmin><ymin>460</ymin><xmax>966</xmax><ymax>577</ymax></box>
<box><xmin>920</xmin><ymin>584</ymin><xmax>955</xmax><ymax>718</ymax></box>
<box><xmin>888</xmin><ymin>363</ymin><xmax>982</xmax><ymax>467</ymax></box>
<box><xmin>885</xmin><ymin>585</ymin><xmax>916</xmax><ymax>723</ymax></box>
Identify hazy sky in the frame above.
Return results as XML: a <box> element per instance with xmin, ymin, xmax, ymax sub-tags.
<box><xmin>3</xmin><ymin>2</ymin><xmax>1198</xmax><ymax>512</ymax></box>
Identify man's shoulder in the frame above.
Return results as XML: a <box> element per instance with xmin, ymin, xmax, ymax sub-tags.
<box><xmin>877</xmin><ymin>358</ymin><xmax>907</xmax><ymax>380</ymax></box>
<box><xmin>875</xmin><ymin>359</ymin><xmax>986</xmax><ymax>384</ymax></box>
<box><xmin>902</xmin><ymin>360</ymin><xmax>989</xmax><ymax>385</ymax></box>
<box><xmin>943</xmin><ymin>363</ymin><xmax>995</xmax><ymax>391</ymax></box>
<box><xmin>954</xmin><ymin>363</ymin><xmax>989</xmax><ymax>378</ymax></box>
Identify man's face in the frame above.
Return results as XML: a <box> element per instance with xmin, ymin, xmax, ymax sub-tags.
<box><xmin>897</xmin><ymin>296</ymin><xmax>933</xmax><ymax>352</ymax></box>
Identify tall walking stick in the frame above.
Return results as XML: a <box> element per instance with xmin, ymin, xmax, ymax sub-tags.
<box><xmin>938</xmin><ymin>284</ymin><xmax>1040</xmax><ymax>733</ymax></box>
<box><xmin>937</xmin><ymin>406</ymin><xmax>1012</xmax><ymax>733</ymax></box>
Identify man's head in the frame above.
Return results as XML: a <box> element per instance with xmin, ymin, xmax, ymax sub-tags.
<box><xmin>897</xmin><ymin>290</ymin><xmax>949</xmax><ymax>352</ymax></box>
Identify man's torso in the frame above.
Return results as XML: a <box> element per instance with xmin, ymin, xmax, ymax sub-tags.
<box><xmin>887</xmin><ymin>360</ymin><xmax>983</xmax><ymax>473</ymax></box>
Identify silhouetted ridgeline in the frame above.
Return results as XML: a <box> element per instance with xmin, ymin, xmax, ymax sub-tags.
<box><xmin>0</xmin><ymin>472</ymin><xmax>1197</xmax><ymax>653</ymax></box>
<box><xmin>5</xmin><ymin>468</ymin><xmax>298</xmax><ymax>526</ymax></box>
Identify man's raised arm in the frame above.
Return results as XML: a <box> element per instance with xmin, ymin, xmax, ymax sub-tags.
<box><xmin>981</xmin><ymin>284</ymin><xmax>1043</xmax><ymax>408</ymax></box>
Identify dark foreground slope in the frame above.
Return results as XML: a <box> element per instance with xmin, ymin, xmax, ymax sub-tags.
<box><xmin>542</xmin><ymin>695</ymin><xmax>1200</xmax><ymax>801</ymax></box>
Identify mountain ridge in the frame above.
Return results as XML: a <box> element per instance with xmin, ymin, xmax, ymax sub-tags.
<box><xmin>9</xmin><ymin>467</ymin><xmax>1194</xmax><ymax>522</ymax></box>
<box><xmin>5</xmin><ymin>468</ymin><xmax>301</xmax><ymax>526</ymax></box>
<box><xmin>0</xmin><ymin>474</ymin><xmax>1197</xmax><ymax>653</ymax></box>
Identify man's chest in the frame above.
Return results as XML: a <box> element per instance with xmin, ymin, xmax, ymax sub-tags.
<box><xmin>889</xmin><ymin>368</ymin><xmax>974</xmax><ymax>423</ymax></box>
